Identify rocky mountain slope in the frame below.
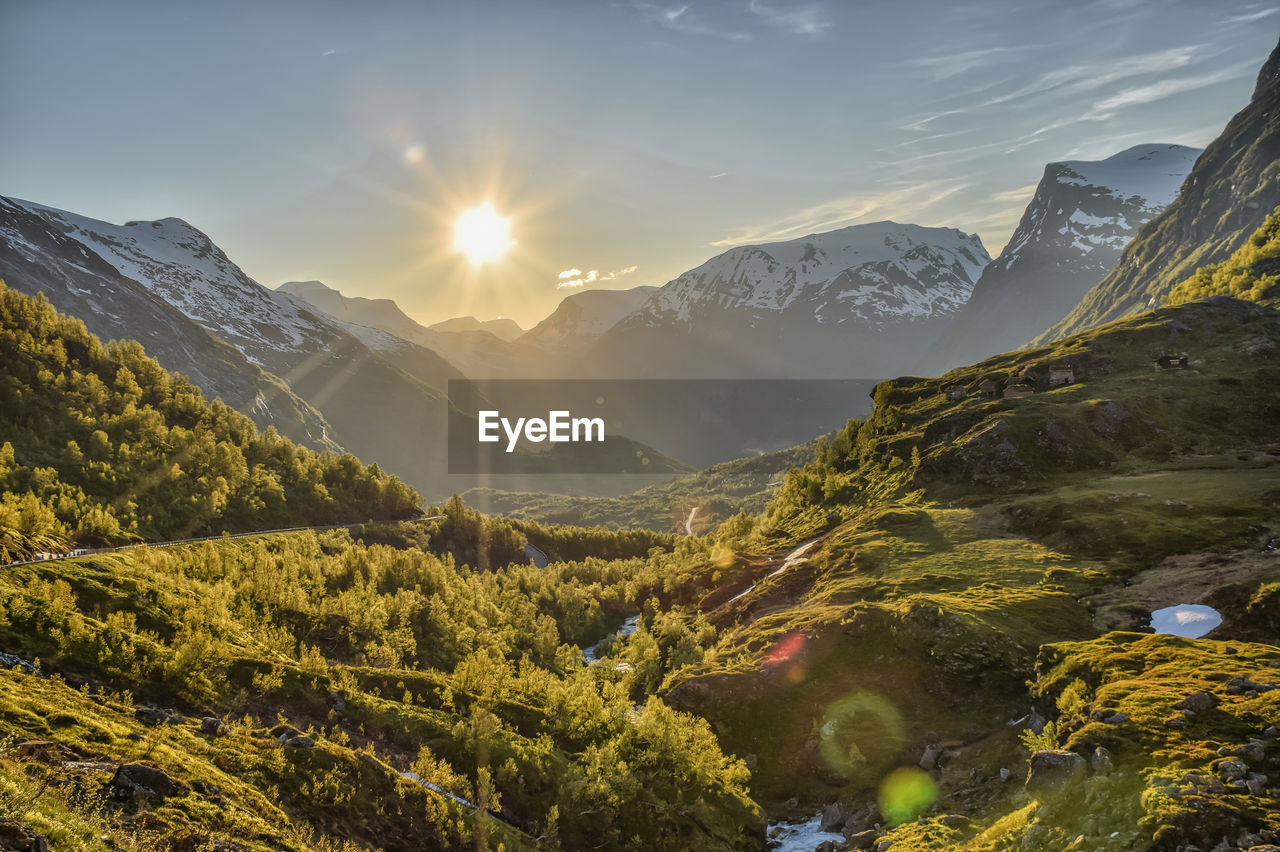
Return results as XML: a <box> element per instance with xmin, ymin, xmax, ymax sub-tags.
<box><xmin>589</xmin><ymin>221</ymin><xmax>990</xmax><ymax>378</ymax></box>
<box><xmin>1036</xmin><ymin>36</ymin><xmax>1280</xmax><ymax>343</ymax></box>
<box><xmin>519</xmin><ymin>285</ymin><xmax>658</xmax><ymax>355</ymax></box>
<box><xmin>924</xmin><ymin>144</ymin><xmax>1199</xmax><ymax>372</ymax></box>
<box><xmin>0</xmin><ymin>197</ymin><xmax>339</xmax><ymax>451</ymax></box>
<box><xmin>0</xmin><ymin>198</ymin><xmax>464</xmax><ymax>496</ymax></box>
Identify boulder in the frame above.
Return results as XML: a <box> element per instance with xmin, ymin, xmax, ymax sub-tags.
<box><xmin>111</xmin><ymin>763</ymin><xmax>183</xmax><ymax>798</ymax></box>
<box><xmin>846</xmin><ymin>830</ymin><xmax>877</xmax><ymax>850</ymax></box>
<box><xmin>284</xmin><ymin>735</ymin><xmax>316</xmax><ymax>749</ymax></box>
<box><xmin>819</xmin><ymin>803</ymin><xmax>850</xmax><ymax>833</ymax></box>
<box><xmin>1025</xmin><ymin>750</ymin><xmax>1086</xmax><ymax>799</ymax></box>
<box><xmin>1217</xmin><ymin>758</ymin><xmax>1249</xmax><ymax>781</ymax></box>
<box><xmin>200</xmin><ymin>717</ymin><xmax>227</xmax><ymax>736</ymax></box>
<box><xmin>919</xmin><ymin>743</ymin><xmax>944</xmax><ymax>770</ymax></box>
<box><xmin>815</xmin><ymin>842</ymin><xmax>842</xmax><ymax>852</ymax></box>
<box><xmin>1174</xmin><ymin>691</ymin><xmax>1216</xmax><ymax>713</ymax></box>
<box><xmin>0</xmin><ymin>820</ymin><xmax>36</xmax><ymax>851</ymax></box>
<box><xmin>134</xmin><ymin>706</ymin><xmax>169</xmax><ymax>726</ymax></box>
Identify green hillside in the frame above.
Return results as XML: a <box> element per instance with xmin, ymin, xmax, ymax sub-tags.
<box><xmin>0</xmin><ymin>283</ymin><xmax>419</xmax><ymax>560</ymax></box>
<box><xmin>1168</xmin><ymin>205</ymin><xmax>1280</xmax><ymax>307</ymax></box>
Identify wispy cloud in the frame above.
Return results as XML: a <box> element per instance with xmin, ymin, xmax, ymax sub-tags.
<box><xmin>1086</xmin><ymin>58</ymin><xmax>1259</xmax><ymax>116</ymax></box>
<box><xmin>747</xmin><ymin>0</ymin><xmax>832</xmax><ymax>36</ymax></box>
<box><xmin>556</xmin><ymin>265</ymin><xmax>640</xmax><ymax>289</ymax></box>
<box><xmin>633</xmin><ymin>2</ymin><xmax>752</xmax><ymax>41</ymax></box>
<box><xmin>981</xmin><ymin>44</ymin><xmax>1208</xmax><ymax>108</ymax></box>
<box><xmin>710</xmin><ymin>178</ymin><xmax>973</xmax><ymax>246</ymax></box>
<box><xmin>1223</xmin><ymin>6</ymin><xmax>1280</xmax><ymax>24</ymax></box>
<box><xmin>709</xmin><ymin>171</ymin><xmax>728</xmax><ymax>179</ymax></box>
<box><xmin>907</xmin><ymin>45</ymin><xmax>1039</xmax><ymax>80</ymax></box>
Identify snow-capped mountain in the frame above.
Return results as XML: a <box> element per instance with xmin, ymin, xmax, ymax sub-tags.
<box><xmin>924</xmin><ymin>143</ymin><xmax>1200</xmax><ymax>371</ymax></box>
<box><xmin>589</xmin><ymin>222</ymin><xmax>990</xmax><ymax>378</ymax></box>
<box><xmin>0</xmin><ymin>196</ymin><xmax>339</xmax><ymax>451</ymax></box>
<box><xmin>1040</xmin><ymin>37</ymin><xmax>1280</xmax><ymax>343</ymax></box>
<box><xmin>520</xmin><ymin>285</ymin><xmax>658</xmax><ymax>351</ymax></box>
<box><xmin>1</xmin><ymin>197</ymin><xmax>462</xmax><ymax>495</ymax></box>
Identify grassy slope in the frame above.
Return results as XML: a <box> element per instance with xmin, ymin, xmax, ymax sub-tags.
<box><xmin>655</xmin><ymin>296</ymin><xmax>1280</xmax><ymax>848</ymax></box>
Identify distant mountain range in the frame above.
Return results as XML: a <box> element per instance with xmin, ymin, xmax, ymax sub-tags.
<box><xmin>586</xmin><ymin>221</ymin><xmax>990</xmax><ymax>378</ymax></box>
<box><xmin>923</xmin><ymin>144</ymin><xmax>1199</xmax><ymax>372</ymax></box>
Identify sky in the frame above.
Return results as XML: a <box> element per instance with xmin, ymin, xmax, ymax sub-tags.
<box><xmin>1</xmin><ymin>1</ymin><xmax>1276</xmax><ymax>328</ymax></box>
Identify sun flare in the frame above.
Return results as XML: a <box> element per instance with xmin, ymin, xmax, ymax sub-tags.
<box><xmin>453</xmin><ymin>203</ymin><xmax>513</xmax><ymax>265</ymax></box>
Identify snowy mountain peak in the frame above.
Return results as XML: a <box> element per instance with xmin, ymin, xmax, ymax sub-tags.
<box><xmin>639</xmin><ymin>220</ymin><xmax>990</xmax><ymax>323</ymax></box>
<box><xmin>1055</xmin><ymin>144</ymin><xmax>1200</xmax><ymax>210</ymax></box>
<box><xmin>922</xmin><ymin>142</ymin><xmax>1199</xmax><ymax>372</ymax></box>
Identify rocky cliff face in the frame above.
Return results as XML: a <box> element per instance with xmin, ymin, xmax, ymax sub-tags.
<box><xmin>924</xmin><ymin>144</ymin><xmax>1198</xmax><ymax>372</ymax></box>
<box><xmin>1036</xmin><ymin>37</ymin><xmax>1280</xmax><ymax>344</ymax></box>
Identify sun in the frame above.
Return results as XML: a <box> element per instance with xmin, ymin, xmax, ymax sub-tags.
<box><xmin>453</xmin><ymin>203</ymin><xmax>513</xmax><ymax>265</ymax></box>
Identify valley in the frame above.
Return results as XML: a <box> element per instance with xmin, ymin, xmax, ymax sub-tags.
<box><xmin>1</xmin><ymin>16</ymin><xmax>1279</xmax><ymax>852</ymax></box>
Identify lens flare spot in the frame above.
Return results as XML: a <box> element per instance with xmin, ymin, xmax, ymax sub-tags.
<box><xmin>818</xmin><ymin>691</ymin><xmax>907</xmax><ymax>783</ymax></box>
<box><xmin>403</xmin><ymin>144</ymin><xmax>426</xmax><ymax>165</ymax></box>
<box><xmin>878</xmin><ymin>767</ymin><xmax>938</xmax><ymax>825</ymax></box>
<box><xmin>763</xmin><ymin>631</ymin><xmax>806</xmax><ymax>667</ymax></box>
<box><xmin>710</xmin><ymin>544</ymin><xmax>737</xmax><ymax>569</ymax></box>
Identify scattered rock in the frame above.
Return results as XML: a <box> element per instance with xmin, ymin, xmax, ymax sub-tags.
<box><xmin>1226</xmin><ymin>675</ymin><xmax>1277</xmax><ymax>694</ymax></box>
<box><xmin>329</xmin><ymin>692</ymin><xmax>346</xmax><ymax>713</ymax></box>
<box><xmin>110</xmin><ymin>763</ymin><xmax>183</xmax><ymax>798</ymax></box>
<box><xmin>820</xmin><ymin>803</ymin><xmax>850</xmax><ymax>833</ymax></box>
<box><xmin>1090</xmin><ymin>746</ymin><xmax>1112</xmax><ymax>774</ymax></box>
<box><xmin>134</xmin><ymin>706</ymin><xmax>169</xmax><ymax>726</ymax></box>
<box><xmin>815</xmin><ymin>842</ymin><xmax>842</xmax><ymax>852</ymax></box>
<box><xmin>1025</xmin><ymin>750</ymin><xmax>1086</xmax><ymax>799</ymax></box>
<box><xmin>1217</xmin><ymin>758</ymin><xmax>1249</xmax><ymax>781</ymax></box>
<box><xmin>191</xmin><ymin>779</ymin><xmax>224</xmax><ymax>803</ymax></box>
<box><xmin>284</xmin><ymin>735</ymin><xmax>316</xmax><ymax>749</ymax></box>
<box><xmin>999</xmin><ymin>767</ymin><xmax>1011</xmax><ymax>781</ymax></box>
<box><xmin>744</xmin><ymin>753</ymin><xmax>758</xmax><ymax>771</ymax></box>
<box><xmin>785</xmin><ymin>797</ymin><xmax>800</xmax><ymax>810</ymax></box>
<box><xmin>938</xmin><ymin>815</ymin><xmax>969</xmax><ymax>828</ymax></box>
<box><xmin>845</xmin><ymin>829</ymin><xmax>877</xmax><ymax>850</ymax></box>
<box><xmin>1102</xmin><ymin>712</ymin><xmax>1129</xmax><ymax>725</ymax></box>
<box><xmin>1167</xmin><ymin>718</ymin><xmax>1187</xmax><ymax>729</ymax></box>
<box><xmin>876</xmin><ymin>841</ymin><xmax>893</xmax><ymax>852</ymax></box>
<box><xmin>919</xmin><ymin>743</ymin><xmax>944</xmax><ymax>771</ymax></box>
<box><xmin>200</xmin><ymin>716</ymin><xmax>227</xmax><ymax>736</ymax></box>
<box><xmin>0</xmin><ymin>820</ymin><xmax>37</xmax><ymax>851</ymax></box>
<box><xmin>1175</xmin><ymin>692</ymin><xmax>1217</xmax><ymax>713</ymax></box>
<box><xmin>1247</xmin><ymin>773</ymin><xmax>1267</xmax><ymax>796</ymax></box>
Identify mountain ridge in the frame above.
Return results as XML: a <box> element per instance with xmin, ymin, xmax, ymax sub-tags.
<box><xmin>923</xmin><ymin>143</ymin><xmax>1199</xmax><ymax>371</ymax></box>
